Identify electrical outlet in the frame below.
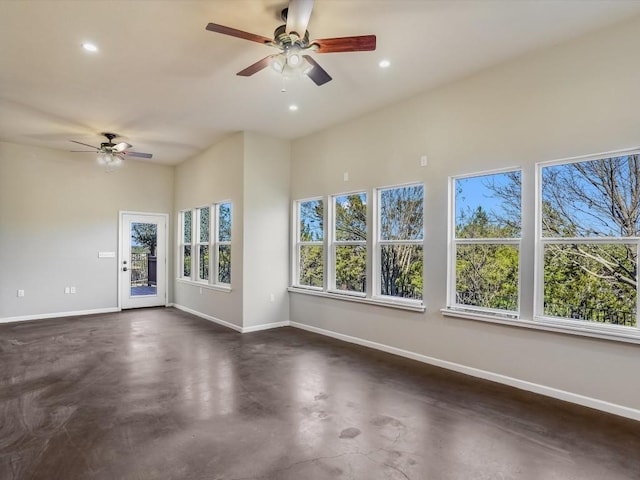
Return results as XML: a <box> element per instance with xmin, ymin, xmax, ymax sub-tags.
<box><xmin>17</xmin><ymin>289</ymin><xmax>25</xmax><ymax>297</ymax></box>
<box><xmin>70</xmin><ymin>286</ymin><xmax>76</xmax><ymax>294</ymax></box>
<box><xmin>343</xmin><ymin>172</ymin><xmax>349</xmax><ymax>181</ymax></box>
<box><xmin>420</xmin><ymin>155</ymin><xmax>428</xmax><ymax>167</ymax></box>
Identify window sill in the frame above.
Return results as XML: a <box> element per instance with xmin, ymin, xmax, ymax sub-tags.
<box><xmin>441</xmin><ymin>308</ymin><xmax>640</xmax><ymax>345</ymax></box>
<box><xmin>288</xmin><ymin>287</ymin><xmax>425</xmax><ymax>312</ymax></box>
<box><xmin>176</xmin><ymin>278</ymin><xmax>232</xmax><ymax>293</ymax></box>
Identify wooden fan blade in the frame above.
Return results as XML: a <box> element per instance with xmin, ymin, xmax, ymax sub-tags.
<box><xmin>70</xmin><ymin>140</ymin><xmax>98</xmax><ymax>149</ymax></box>
<box><xmin>312</xmin><ymin>35</ymin><xmax>376</xmax><ymax>53</ymax></box>
<box><xmin>70</xmin><ymin>150</ymin><xmax>96</xmax><ymax>153</ymax></box>
<box><xmin>206</xmin><ymin>23</ymin><xmax>272</xmax><ymax>45</ymax></box>
<box><xmin>123</xmin><ymin>151</ymin><xmax>153</xmax><ymax>159</ymax></box>
<box><xmin>302</xmin><ymin>55</ymin><xmax>332</xmax><ymax>86</ymax></box>
<box><xmin>286</xmin><ymin>0</ymin><xmax>314</xmax><ymax>37</ymax></box>
<box><xmin>237</xmin><ymin>55</ymin><xmax>275</xmax><ymax>77</ymax></box>
<box><xmin>113</xmin><ymin>142</ymin><xmax>132</xmax><ymax>152</ymax></box>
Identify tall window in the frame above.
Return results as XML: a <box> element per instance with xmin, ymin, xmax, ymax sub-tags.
<box><xmin>332</xmin><ymin>193</ymin><xmax>367</xmax><ymax>293</ymax></box>
<box><xmin>216</xmin><ymin>202</ymin><xmax>232</xmax><ymax>284</ymax></box>
<box><xmin>377</xmin><ymin>185</ymin><xmax>424</xmax><ymax>300</ymax></box>
<box><xmin>538</xmin><ymin>152</ymin><xmax>639</xmax><ymax>328</ymax></box>
<box><xmin>450</xmin><ymin>170</ymin><xmax>521</xmax><ymax>315</ymax></box>
<box><xmin>296</xmin><ymin>198</ymin><xmax>324</xmax><ymax>288</ymax></box>
<box><xmin>179</xmin><ymin>202</ymin><xmax>232</xmax><ymax>288</ymax></box>
<box><xmin>180</xmin><ymin>210</ymin><xmax>192</xmax><ymax>278</ymax></box>
<box><xmin>196</xmin><ymin>206</ymin><xmax>210</xmax><ymax>282</ymax></box>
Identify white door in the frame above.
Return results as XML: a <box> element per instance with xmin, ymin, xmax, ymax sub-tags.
<box><xmin>119</xmin><ymin>212</ymin><xmax>168</xmax><ymax>309</ymax></box>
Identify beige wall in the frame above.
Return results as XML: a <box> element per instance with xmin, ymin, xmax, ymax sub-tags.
<box><xmin>289</xmin><ymin>15</ymin><xmax>640</xmax><ymax>411</ymax></box>
<box><xmin>0</xmin><ymin>141</ymin><xmax>174</xmax><ymax>319</ymax></box>
<box><xmin>173</xmin><ymin>133</ymin><xmax>245</xmax><ymax>328</ymax></box>
<box><xmin>243</xmin><ymin>132</ymin><xmax>290</xmax><ymax>328</ymax></box>
<box><xmin>173</xmin><ymin>131</ymin><xmax>291</xmax><ymax>330</ymax></box>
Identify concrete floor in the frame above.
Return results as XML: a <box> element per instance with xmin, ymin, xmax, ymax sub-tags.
<box><xmin>0</xmin><ymin>308</ymin><xmax>638</xmax><ymax>480</ymax></box>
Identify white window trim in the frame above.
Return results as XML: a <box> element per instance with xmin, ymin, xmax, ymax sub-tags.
<box><xmin>534</xmin><ymin>150</ymin><xmax>640</xmax><ymax>334</ymax></box>
<box><xmin>176</xmin><ymin>201</ymin><xmax>233</xmax><ymax>291</ymax></box>
<box><xmin>291</xmin><ymin>185</ymin><xmax>426</xmax><ymax>312</ymax></box>
<box><xmin>214</xmin><ymin>201</ymin><xmax>232</xmax><ymax>286</ymax></box>
<box><xmin>329</xmin><ymin>191</ymin><xmax>368</xmax><ymax>295</ymax></box>
<box><xmin>445</xmin><ymin>168</ymin><xmax>522</xmax><ymax>318</ymax></box>
<box><xmin>293</xmin><ymin>197</ymin><xmax>325</xmax><ymax>290</ymax></box>
<box><xmin>289</xmin><ymin>286</ymin><xmax>426</xmax><ymax>312</ymax></box>
<box><xmin>373</xmin><ymin>183</ymin><xmax>425</xmax><ymax>305</ymax></box>
<box><xmin>178</xmin><ymin>209</ymin><xmax>192</xmax><ymax>280</ymax></box>
<box><xmin>195</xmin><ymin>206</ymin><xmax>210</xmax><ymax>284</ymax></box>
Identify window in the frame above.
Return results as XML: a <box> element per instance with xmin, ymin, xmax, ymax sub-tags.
<box><xmin>332</xmin><ymin>193</ymin><xmax>367</xmax><ymax>293</ymax></box>
<box><xmin>538</xmin><ymin>152</ymin><xmax>639</xmax><ymax>328</ymax></box>
<box><xmin>376</xmin><ymin>184</ymin><xmax>424</xmax><ymax>300</ymax></box>
<box><xmin>216</xmin><ymin>202</ymin><xmax>232</xmax><ymax>284</ymax></box>
<box><xmin>449</xmin><ymin>170</ymin><xmax>521</xmax><ymax>315</ymax></box>
<box><xmin>291</xmin><ymin>185</ymin><xmax>424</xmax><ymax>310</ymax></box>
<box><xmin>295</xmin><ymin>198</ymin><xmax>324</xmax><ymax>288</ymax></box>
<box><xmin>196</xmin><ymin>206</ymin><xmax>210</xmax><ymax>282</ymax></box>
<box><xmin>179</xmin><ymin>210</ymin><xmax>192</xmax><ymax>278</ymax></box>
<box><xmin>178</xmin><ymin>202</ymin><xmax>232</xmax><ymax>288</ymax></box>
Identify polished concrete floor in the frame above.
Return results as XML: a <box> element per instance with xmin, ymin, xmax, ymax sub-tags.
<box><xmin>1</xmin><ymin>308</ymin><xmax>638</xmax><ymax>480</ymax></box>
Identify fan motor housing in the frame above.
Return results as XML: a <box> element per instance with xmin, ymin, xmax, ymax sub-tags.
<box><xmin>274</xmin><ymin>24</ymin><xmax>310</xmax><ymax>49</ymax></box>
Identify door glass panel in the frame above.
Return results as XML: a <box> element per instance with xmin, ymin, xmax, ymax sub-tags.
<box><xmin>130</xmin><ymin>222</ymin><xmax>157</xmax><ymax>297</ymax></box>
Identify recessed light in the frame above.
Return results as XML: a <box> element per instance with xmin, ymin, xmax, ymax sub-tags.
<box><xmin>379</xmin><ymin>59</ymin><xmax>391</xmax><ymax>68</ymax></box>
<box><xmin>289</xmin><ymin>105</ymin><xmax>299</xmax><ymax>112</ymax></box>
<box><xmin>82</xmin><ymin>43</ymin><xmax>98</xmax><ymax>52</ymax></box>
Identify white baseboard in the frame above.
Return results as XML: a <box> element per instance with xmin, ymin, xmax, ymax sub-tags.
<box><xmin>0</xmin><ymin>307</ymin><xmax>120</xmax><ymax>325</ymax></box>
<box><xmin>172</xmin><ymin>304</ymin><xmax>290</xmax><ymax>334</ymax></box>
<box><xmin>243</xmin><ymin>321</ymin><xmax>290</xmax><ymax>333</ymax></box>
<box><xmin>289</xmin><ymin>321</ymin><xmax>640</xmax><ymax>422</ymax></box>
<box><xmin>172</xmin><ymin>304</ymin><xmax>243</xmax><ymax>333</ymax></box>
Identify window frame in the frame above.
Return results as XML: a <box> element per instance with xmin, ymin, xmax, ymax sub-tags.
<box><xmin>214</xmin><ymin>201</ymin><xmax>232</xmax><ymax>286</ymax></box>
<box><xmin>328</xmin><ymin>191</ymin><xmax>368</xmax><ymax>297</ymax></box>
<box><xmin>177</xmin><ymin>201</ymin><xmax>232</xmax><ymax>292</ymax></box>
<box><xmin>290</xmin><ymin>184</ymin><xmax>426</xmax><ymax>312</ymax></box>
<box><xmin>446</xmin><ymin>167</ymin><xmax>522</xmax><ymax>319</ymax></box>
<box><xmin>195</xmin><ymin>205</ymin><xmax>210</xmax><ymax>283</ymax></box>
<box><xmin>534</xmin><ymin>150</ymin><xmax>640</xmax><ymax>334</ymax></box>
<box><xmin>372</xmin><ymin>183</ymin><xmax>425</xmax><ymax>306</ymax></box>
<box><xmin>178</xmin><ymin>209</ymin><xmax>192</xmax><ymax>280</ymax></box>
<box><xmin>293</xmin><ymin>196</ymin><xmax>325</xmax><ymax>291</ymax></box>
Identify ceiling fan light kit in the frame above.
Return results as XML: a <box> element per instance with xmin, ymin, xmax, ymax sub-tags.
<box><xmin>205</xmin><ymin>0</ymin><xmax>376</xmax><ymax>87</ymax></box>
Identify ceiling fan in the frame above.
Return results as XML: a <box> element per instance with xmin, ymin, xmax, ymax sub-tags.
<box><xmin>205</xmin><ymin>0</ymin><xmax>376</xmax><ymax>86</ymax></box>
<box><xmin>70</xmin><ymin>132</ymin><xmax>152</xmax><ymax>168</ymax></box>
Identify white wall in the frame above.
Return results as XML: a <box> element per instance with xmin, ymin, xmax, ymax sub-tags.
<box><xmin>0</xmin><ymin>141</ymin><xmax>174</xmax><ymax>319</ymax></box>
<box><xmin>173</xmin><ymin>133</ymin><xmax>245</xmax><ymax>328</ymax></box>
<box><xmin>289</xmin><ymin>15</ymin><xmax>640</xmax><ymax>413</ymax></box>
<box><xmin>242</xmin><ymin>132</ymin><xmax>290</xmax><ymax>329</ymax></box>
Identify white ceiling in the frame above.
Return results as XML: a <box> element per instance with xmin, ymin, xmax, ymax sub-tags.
<box><xmin>2</xmin><ymin>0</ymin><xmax>640</xmax><ymax>166</ymax></box>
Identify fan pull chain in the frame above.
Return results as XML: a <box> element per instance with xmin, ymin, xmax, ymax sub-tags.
<box><xmin>281</xmin><ymin>77</ymin><xmax>287</xmax><ymax>93</ymax></box>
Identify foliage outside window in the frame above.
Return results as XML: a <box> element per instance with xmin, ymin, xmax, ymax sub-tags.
<box><xmin>296</xmin><ymin>199</ymin><xmax>324</xmax><ymax>288</ymax></box>
<box><xmin>377</xmin><ymin>185</ymin><xmax>424</xmax><ymax>300</ymax></box>
<box><xmin>332</xmin><ymin>193</ymin><xmax>367</xmax><ymax>293</ymax></box>
<box><xmin>180</xmin><ymin>210</ymin><xmax>192</xmax><ymax>278</ymax></box>
<box><xmin>539</xmin><ymin>153</ymin><xmax>639</xmax><ymax>328</ymax></box>
<box><xmin>450</xmin><ymin>170</ymin><xmax>521</xmax><ymax>315</ymax></box>
<box><xmin>216</xmin><ymin>202</ymin><xmax>232</xmax><ymax>284</ymax></box>
<box><xmin>196</xmin><ymin>206</ymin><xmax>210</xmax><ymax>282</ymax></box>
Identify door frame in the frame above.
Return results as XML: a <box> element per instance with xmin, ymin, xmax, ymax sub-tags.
<box><xmin>118</xmin><ymin>211</ymin><xmax>170</xmax><ymax>310</ymax></box>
